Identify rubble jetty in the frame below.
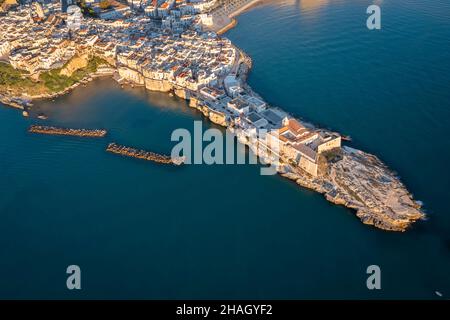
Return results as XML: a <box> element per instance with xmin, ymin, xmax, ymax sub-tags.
<box><xmin>106</xmin><ymin>142</ymin><xmax>185</xmax><ymax>165</ymax></box>
<box><xmin>29</xmin><ymin>125</ymin><xmax>107</xmax><ymax>137</ymax></box>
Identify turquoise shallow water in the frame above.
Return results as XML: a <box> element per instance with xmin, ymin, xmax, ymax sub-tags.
<box><xmin>1</xmin><ymin>0</ymin><xmax>450</xmax><ymax>299</ymax></box>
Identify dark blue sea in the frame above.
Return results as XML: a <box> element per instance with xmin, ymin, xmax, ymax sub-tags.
<box><xmin>1</xmin><ymin>0</ymin><xmax>449</xmax><ymax>298</ymax></box>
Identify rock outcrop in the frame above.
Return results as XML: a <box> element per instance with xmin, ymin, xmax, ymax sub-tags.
<box><xmin>59</xmin><ymin>54</ymin><xmax>89</xmax><ymax>77</ymax></box>
<box><xmin>144</xmin><ymin>78</ymin><xmax>172</xmax><ymax>92</ymax></box>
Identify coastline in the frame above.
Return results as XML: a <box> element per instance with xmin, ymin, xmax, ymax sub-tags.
<box><xmin>0</xmin><ymin>68</ymin><xmax>113</xmax><ymax>111</ymax></box>
<box><xmin>0</xmin><ymin>4</ymin><xmax>425</xmax><ymax>232</ymax></box>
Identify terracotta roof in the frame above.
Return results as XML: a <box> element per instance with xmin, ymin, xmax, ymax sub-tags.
<box><xmin>288</xmin><ymin>119</ymin><xmax>306</xmax><ymax>134</ymax></box>
<box><xmin>278</xmin><ymin>127</ymin><xmax>289</xmax><ymax>134</ymax></box>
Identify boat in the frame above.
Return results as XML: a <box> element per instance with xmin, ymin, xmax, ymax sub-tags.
<box><xmin>342</xmin><ymin>135</ymin><xmax>352</xmax><ymax>142</ymax></box>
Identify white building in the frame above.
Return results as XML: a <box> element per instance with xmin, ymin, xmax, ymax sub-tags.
<box><xmin>66</xmin><ymin>5</ymin><xmax>82</xmax><ymax>31</ymax></box>
<box><xmin>227</xmin><ymin>97</ymin><xmax>250</xmax><ymax>115</ymax></box>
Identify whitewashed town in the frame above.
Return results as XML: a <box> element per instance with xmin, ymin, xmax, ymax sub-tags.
<box><xmin>0</xmin><ymin>0</ymin><xmax>425</xmax><ymax>231</ymax></box>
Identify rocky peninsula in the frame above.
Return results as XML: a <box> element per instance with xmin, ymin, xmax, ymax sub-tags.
<box><xmin>0</xmin><ymin>1</ymin><xmax>425</xmax><ymax>231</ymax></box>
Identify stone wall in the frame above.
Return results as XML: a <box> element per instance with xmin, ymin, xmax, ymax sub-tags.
<box><xmin>299</xmin><ymin>156</ymin><xmax>318</xmax><ymax>177</ymax></box>
<box><xmin>174</xmin><ymin>87</ymin><xmax>190</xmax><ymax>100</ymax></box>
<box><xmin>144</xmin><ymin>77</ymin><xmax>172</xmax><ymax>92</ymax></box>
<box><xmin>118</xmin><ymin>67</ymin><xmax>145</xmax><ymax>85</ymax></box>
<box><xmin>318</xmin><ymin>136</ymin><xmax>341</xmax><ymax>154</ymax></box>
<box><xmin>208</xmin><ymin>109</ymin><xmax>228</xmax><ymax>127</ymax></box>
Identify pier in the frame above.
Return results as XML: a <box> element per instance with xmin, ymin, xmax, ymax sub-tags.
<box><xmin>29</xmin><ymin>125</ymin><xmax>107</xmax><ymax>137</ymax></box>
<box><xmin>106</xmin><ymin>143</ymin><xmax>185</xmax><ymax>166</ymax></box>
<box><xmin>207</xmin><ymin>0</ymin><xmax>263</xmax><ymax>34</ymax></box>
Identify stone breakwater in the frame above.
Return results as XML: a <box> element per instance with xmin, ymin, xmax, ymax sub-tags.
<box><xmin>29</xmin><ymin>125</ymin><xmax>107</xmax><ymax>138</ymax></box>
<box><xmin>106</xmin><ymin>143</ymin><xmax>185</xmax><ymax>166</ymax></box>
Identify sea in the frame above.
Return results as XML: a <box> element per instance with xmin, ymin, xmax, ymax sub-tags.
<box><xmin>1</xmin><ymin>0</ymin><xmax>449</xmax><ymax>299</ymax></box>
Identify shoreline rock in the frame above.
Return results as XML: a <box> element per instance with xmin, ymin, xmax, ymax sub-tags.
<box><xmin>281</xmin><ymin>147</ymin><xmax>424</xmax><ymax>232</ymax></box>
